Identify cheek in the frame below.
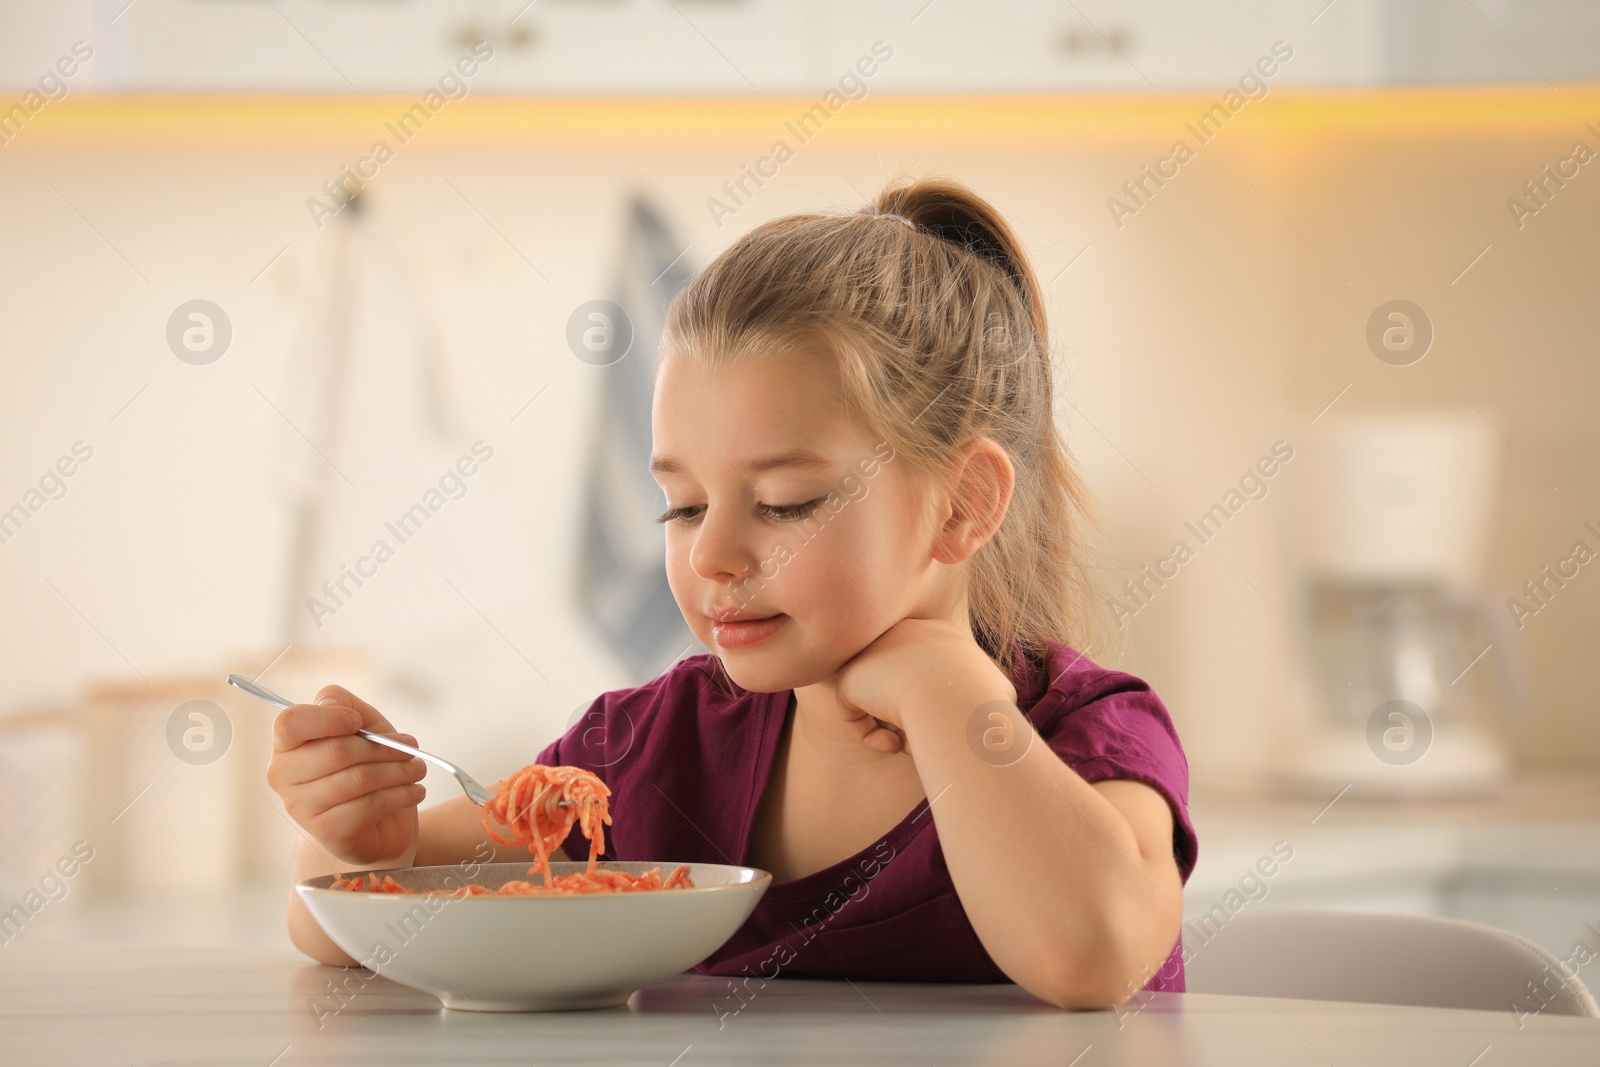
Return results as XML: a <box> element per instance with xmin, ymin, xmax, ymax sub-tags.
<box><xmin>780</xmin><ymin>498</ymin><xmax>919</xmax><ymax>623</ymax></box>
<box><xmin>775</xmin><ymin>522</ymin><xmax>856</xmax><ymax>612</ymax></box>
<box><xmin>663</xmin><ymin>533</ymin><xmax>701</xmax><ymax>616</ymax></box>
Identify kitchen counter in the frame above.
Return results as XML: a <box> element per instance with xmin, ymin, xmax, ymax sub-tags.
<box><xmin>1183</xmin><ymin>778</ymin><xmax>1600</xmax><ymax>957</ymax></box>
<box><xmin>2</xmin><ymin>940</ymin><xmax>1596</xmax><ymax>1065</ymax></box>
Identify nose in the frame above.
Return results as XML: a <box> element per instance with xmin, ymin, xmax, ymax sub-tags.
<box><xmin>687</xmin><ymin>504</ymin><xmax>757</xmax><ymax>587</ymax></box>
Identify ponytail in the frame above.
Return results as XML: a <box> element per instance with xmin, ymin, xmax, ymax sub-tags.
<box><xmin>871</xmin><ymin>178</ymin><xmax>1049</xmax><ymax>353</ymax></box>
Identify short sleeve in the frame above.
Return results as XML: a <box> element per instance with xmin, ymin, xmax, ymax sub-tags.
<box><xmin>1035</xmin><ymin>674</ymin><xmax>1198</xmax><ymax>882</ymax></box>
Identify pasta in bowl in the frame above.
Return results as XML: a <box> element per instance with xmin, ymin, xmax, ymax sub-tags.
<box><xmin>298</xmin><ymin>763</ymin><xmax>770</xmax><ymax>1011</ymax></box>
<box><xmin>298</xmin><ymin>859</ymin><xmax>770</xmax><ymax>1011</ymax></box>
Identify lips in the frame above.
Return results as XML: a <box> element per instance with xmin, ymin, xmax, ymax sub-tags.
<box><xmin>707</xmin><ymin>611</ymin><xmax>787</xmax><ymax>649</ymax></box>
<box><xmin>705</xmin><ymin>606</ymin><xmax>777</xmax><ymax>623</ymax></box>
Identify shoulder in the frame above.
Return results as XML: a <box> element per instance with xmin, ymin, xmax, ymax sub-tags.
<box><xmin>1021</xmin><ymin>643</ymin><xmax>1185</xmax><ymax>766</ymax></box>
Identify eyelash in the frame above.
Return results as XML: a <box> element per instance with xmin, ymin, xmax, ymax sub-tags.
<box><xmin>656</xmin><ymin>499</ymin><xmax>824</xmax><ymax>526</ymax></box>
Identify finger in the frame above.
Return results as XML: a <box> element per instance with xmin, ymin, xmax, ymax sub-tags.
<box><xmin>832</xmin><ymin>713</ymin><xmax>896</xmax><ymax>755</ymax></box>
<box><xmin>313</xmin><ymin>782</ymin><xmax>428</xmax><ymax>833</ymax></box>
<box><xmin>313</xmin><ymin>685</ymin><xmax>398</xmax><ymax>733</ymax></box>
<box><xmin>281</xmin><ymin>733</ymin><xmax>421</xmax><ymax>785</ymax></box>
<box><xmin>273</xmin><ymin>703</ymin><xmax>364</xmax><ymax>752</ymax></box>
<box><xmin>296</xmin><ymin>758</ymin><xmax>429</xmax><ymax>819</ymax></box>
<box><xmin>861</xmin><ymin>723</ymin><xmax>906</xmax><ymax>755</ymax></box>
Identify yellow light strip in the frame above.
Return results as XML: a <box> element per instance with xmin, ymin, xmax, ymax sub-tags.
<box><xmin>12</xmin><ymin>86</ymin><xmax>1600</xmax><ymax>145</ymax></box>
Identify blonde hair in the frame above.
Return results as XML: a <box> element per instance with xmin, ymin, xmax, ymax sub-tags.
<box><xmin>662</xmin><ymin>175</ymin><xmax>1100</xmax><ymax>676</ymax></box>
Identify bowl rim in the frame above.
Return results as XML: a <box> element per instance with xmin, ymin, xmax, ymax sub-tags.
<box><xmin>296</xmin><ymin>859</ymin><xmax>773</xmax><ymax>899</ymax></box>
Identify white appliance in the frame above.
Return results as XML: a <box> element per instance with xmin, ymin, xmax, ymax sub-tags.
<box><xmin>1279</xmin><ymin>411</ymin><xmax>1518</xmax><ymax>796</ymax></box>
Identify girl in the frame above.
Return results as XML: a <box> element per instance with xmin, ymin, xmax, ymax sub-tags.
<box><xmin>269</xmin><ymin>176</ymin><xmax>1197</xmax><ymax>1009</ymax></box>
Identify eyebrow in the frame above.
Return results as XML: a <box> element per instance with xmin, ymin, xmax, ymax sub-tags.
<box><xmin>649</xmin><ymin>449</ymin><xmax>833</xmax><ymax>476</ymax></box>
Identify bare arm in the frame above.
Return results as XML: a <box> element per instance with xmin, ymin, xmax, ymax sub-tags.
<box><xmin>901</xmin><ymin>679</ymin><xmax>1183</xmax><ymax>1009</ymax></box>
<box><xmin>285</xmin><ymin>829</ymin><xmax>412</xmax><ymax>966</ymax></box>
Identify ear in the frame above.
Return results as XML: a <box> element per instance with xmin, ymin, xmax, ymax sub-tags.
<box><xmin>931</xmin><ymin>437</ymin><xmax>1015</xmax><ymax>566</ymax></box>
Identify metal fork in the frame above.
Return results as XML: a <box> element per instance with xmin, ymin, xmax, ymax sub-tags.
<box><xmin>226</xmin><ymin>673</ymin><xmax>532</xmax><ymax>807</ymax></box>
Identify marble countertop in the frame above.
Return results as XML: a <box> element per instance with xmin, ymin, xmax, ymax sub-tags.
<box><xmin>3</xmin><ymin>941</ymin><xmax>1597</xmax><ymax>1066</ymax></box>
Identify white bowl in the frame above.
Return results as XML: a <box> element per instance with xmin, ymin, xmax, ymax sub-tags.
<box><xmin>298</xmin><ymin>860</ymin><xmax>770</xmax><ymax>1011</ymax></box>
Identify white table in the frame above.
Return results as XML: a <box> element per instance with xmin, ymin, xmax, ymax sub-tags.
<box><xmin>2</xmin><ymin>941</ymin><xmax>1596</xmax><ymax>1065</ymax></box>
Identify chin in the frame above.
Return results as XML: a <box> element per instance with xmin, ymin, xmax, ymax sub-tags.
<box><xmin>713</xmin><ymin>643</ymin><xmax>854</xmax><ymax>694</ymax></box>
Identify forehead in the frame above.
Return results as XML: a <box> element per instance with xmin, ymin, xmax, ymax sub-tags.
<box><xmin>650</xmin><ymin>350</ymin><xmax>867</xmax><ymax>471</ymax></box>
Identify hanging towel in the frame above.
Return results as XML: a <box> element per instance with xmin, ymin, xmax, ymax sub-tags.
<box><xmin>576</xmin><ymin>196</ymin><xmax>704</xmax><ymax>682</ymax></box>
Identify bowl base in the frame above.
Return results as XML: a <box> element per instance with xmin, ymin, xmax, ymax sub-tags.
<box><xmin>438</xmin><ymin>991</ymin><xmax>634</xmax><ymax>1013</ymax></box>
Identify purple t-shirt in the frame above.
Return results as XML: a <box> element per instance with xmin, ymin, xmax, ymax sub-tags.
<box><xmin>535</xmin><ymin>642</ymin><xmax>1197</xmax><ymax>994</ymax></box>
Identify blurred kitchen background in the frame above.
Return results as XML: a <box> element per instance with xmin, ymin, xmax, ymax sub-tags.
<box><xmin>2</xmin><ymin>0</ymin><xmax>1598</xmax><ymax>969</ymax></box>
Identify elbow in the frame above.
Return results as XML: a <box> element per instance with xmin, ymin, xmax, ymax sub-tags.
<box><xmin>995</xmin><ymin>862</ymin><xmax>1184</xmax><ymax>1010</ymax></box>
<box><xmin>1028</xmin><ymin>962</ymin><xmax>1142</xmax><ymax>1012</ymax></box>
<box><xmin>1025</xmin><ymin>911</ymin><xmax>1179</xmax><ymax>1011</ymax></box>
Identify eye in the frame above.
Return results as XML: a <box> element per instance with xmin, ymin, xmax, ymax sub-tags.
<box><xmin>655</xmin><ymin>499</ymin><xmax>825</xmax><ymax>526</ymax></box>
<box><xmin>656</xmin><ymin>505</ymin><xmax>704</xmax><ymax>526</ymax></box>
<box><xmin>757</xmin><ymin>498</ymin><xmax>824</xmax><ymax>522</ymax></box>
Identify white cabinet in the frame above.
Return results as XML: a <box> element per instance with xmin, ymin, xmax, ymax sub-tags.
<box><xmin>116</xmin><ymin>0</ymin><xmax>819</xmax><ymax>94</ymax></box>
<box><xmin>2</xmin><ymin>0</ymin><xmax>1598</xmax><ymax>93</ymax></box>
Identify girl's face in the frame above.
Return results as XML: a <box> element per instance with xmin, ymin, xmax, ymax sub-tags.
<box><xmin>650</xmin><ymin>348</ymin><xmax>952</xmax><ymax>693</ymax></box>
